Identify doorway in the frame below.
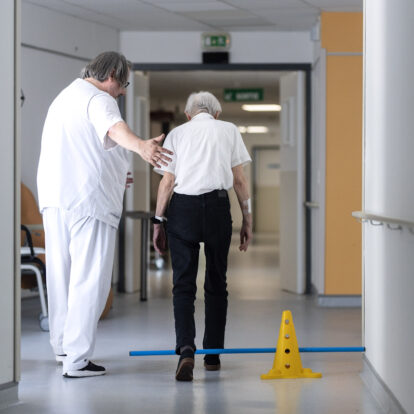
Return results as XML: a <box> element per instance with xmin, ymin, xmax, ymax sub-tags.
<box><xmin>120</xmin><ymin>63</ymin><xmax>312</xmax><ymax>295</ymax></box>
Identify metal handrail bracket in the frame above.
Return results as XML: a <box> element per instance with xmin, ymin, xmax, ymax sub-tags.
<box><xmin>352</xmin><ymin>211</ymin><xmax>414</xmax><ymax>231</ymax></box>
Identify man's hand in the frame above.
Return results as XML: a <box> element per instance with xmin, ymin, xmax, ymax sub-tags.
<box><xmin>138</xmin><ymin>134</ymin><xmax>173</xmax><ymax>168</ymax></box>
<box><xmin>239</xmin><ymin>218</ymin><xmax>252</xmax><ymax>252</ymax></box>
<box><xmin>153</xmin><ymin>173</ymin><xmax>175</xmax><ymax>255</ymax></box>
<box><xmin>153</xmin><ymin>223</ymin><xmax>168</xmax><ymax>255</ymax></box>
<box><xmin>108</xmin><ymin>122</ymin><xmax>173</xmax><ymax>168</ymax></box>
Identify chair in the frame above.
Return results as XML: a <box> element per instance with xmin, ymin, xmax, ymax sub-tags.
<box><xmin>21</xmin><ymin>182</ymin><xmax>49</xmax><ymax>331</ymax></box>
<box><xmin>21</xmin><ymin>224</ymin><xmax>49</xmax><ymax>331</ymax></box>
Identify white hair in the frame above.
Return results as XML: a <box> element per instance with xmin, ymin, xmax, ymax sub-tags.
<box><xmin>184</xmin><ymin>91</ymin><xmax>222</xmax><ymax>117</ymax></box>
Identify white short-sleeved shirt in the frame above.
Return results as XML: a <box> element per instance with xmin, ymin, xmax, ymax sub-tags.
<box><xmin>37</xmin><ymin>78</ymin><xmax>129</xmax><ymax>228</ymax></box>
<box><xmin>154</xmin><ymin>112</ymin><xmax>251</xmax><ymax>195</ymax></box>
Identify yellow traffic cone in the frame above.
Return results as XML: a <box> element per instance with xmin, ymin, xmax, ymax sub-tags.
<box><xmin>261</xmin><ymin>310</ymin><xmax>322</xmax><ymax>379</ymax></box>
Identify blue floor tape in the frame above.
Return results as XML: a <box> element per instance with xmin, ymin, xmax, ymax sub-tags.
<box><xmin>129</xmin><ymin>347</ymin><xmax>365</xmax><ymax>356</ymax></box>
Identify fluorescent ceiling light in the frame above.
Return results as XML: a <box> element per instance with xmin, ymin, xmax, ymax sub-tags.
<box><xmin>238</xmin><ymin>126</ymin><xmax>269</xmax><ymax>134</ymax></box>
<box><xmin>242</xmin><ymin>104</ymin><xmax>281</xmax><ymax>112</ymax></box>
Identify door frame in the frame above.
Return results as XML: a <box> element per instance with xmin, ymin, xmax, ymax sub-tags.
<box><xmin>120</xmin><ymin>62</ymin><xmax>312</xmax><ymax>294</ymax></box>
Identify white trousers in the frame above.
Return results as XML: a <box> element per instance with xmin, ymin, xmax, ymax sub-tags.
<box><xmin>43</xmin><ymin>208</ymin><xmax>116</xmax><ymax>372</ymax></box>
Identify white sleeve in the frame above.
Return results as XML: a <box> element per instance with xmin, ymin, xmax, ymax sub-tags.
<box><xmin>88</xmin><ymin>93</ymin><xmax>123</xmax><ymax>150</ymax></box>
<box><xmin>231</xmin><ymin>125</ymin><xmax>252</xmax><ymax>167</ymax></box>
<box><xmin>153</xmin><ymin>132</ymin><xmax>176</xmax><ymax>176</ymax></box>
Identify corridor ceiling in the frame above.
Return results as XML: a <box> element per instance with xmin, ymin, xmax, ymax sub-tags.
<box><xmin>24</xmin><ymin>0</ymin><xmax>362</xmax><ymax>31</ymax></box>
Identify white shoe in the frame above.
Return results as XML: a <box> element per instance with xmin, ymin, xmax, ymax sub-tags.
<box><xmin>55</xmin><ymin>354</ymin><xmax>67</xmax><ymax>364</ymax></box>
<box><xmin>63</xmin><ymin>361</ymin><xmax>106</xmax><ymax>378</ymax></box>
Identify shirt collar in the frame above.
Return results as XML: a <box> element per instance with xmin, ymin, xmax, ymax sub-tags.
<box><xmin>191</xmin><ymin>112</ymin><xmax>214</xmax><ymax>121</ymax></box>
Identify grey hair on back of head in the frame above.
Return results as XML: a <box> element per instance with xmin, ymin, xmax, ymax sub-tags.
<box><xmin>80</xmin><ymin>51</ymin><xmax>132</xmax><ymax>85</ymax></box>
<box><xmin>184</xmin><ymin>91</ymin><xmax>222</xmax><ymax>117</ymax></box>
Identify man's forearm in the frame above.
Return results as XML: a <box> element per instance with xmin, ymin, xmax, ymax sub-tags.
<box><xmin>155</xmin><ymin>173</ymin><xmax>175</xmax><ymax>217</ymax></box>
<box><xmin>108</xmin><ymin>121</ymin><xmax>143</xmax><ymax>154</ymax></box>
<box><xmin>233</xmin><ymin>166</ymin><xmax>252</xmax><ymax>222</ymax></box>
<box><xmin>235</xmin><ymin>189</ymin><xmax>252</xmax><ymax>223</ymax></box>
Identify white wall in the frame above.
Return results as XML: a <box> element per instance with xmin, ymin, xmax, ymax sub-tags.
<box><xmin>21</xmin><ymin>2</ymin><xmax>119</xmax><ymax>198</ymax></box>
<box><xmin>121</xmin><ymin>31</ymin><xmax>313</xmax><ymax>64</ymax></box>
<box><xmin>0</xmin><ymin>0</ymin><xmax>20</xmax><ymax>407</ymax></box>
<box><xmin>364</xmin><ymin>1</ymin><xmax>414</xmax><ymax>412</ymax></box>
<box><xmin>22</xmin><ymin>2</ymin><xmax>119</xmax><ymax>62</ymax></box>
<box><xmin>310</xmin><ymin>44</ymin><xmax>326</xmax><ymax>294</ymax></box>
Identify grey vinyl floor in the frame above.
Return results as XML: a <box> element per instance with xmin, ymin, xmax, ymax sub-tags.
<box><xmin>9</xmin><ymin>234</ymin><xmax>383</xmax><ymax>414</ymax></box>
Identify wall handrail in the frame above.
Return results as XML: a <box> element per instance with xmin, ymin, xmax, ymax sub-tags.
<box><xmin>304</xmin><ymin>201</ymin><xmax>319</xmax><ymax>209</ymax></box>
<box><xmin>352</xmin><ymin>211</ymin><xmax>414</xmax><ymax>232</ymax></box>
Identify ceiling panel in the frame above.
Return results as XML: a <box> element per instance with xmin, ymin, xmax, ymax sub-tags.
<box><xmin>149</xmin><ymin>0</ymin><xmax>227</xmax><ymax>3</ymax></box>
<box><xmin>253</xmin><ymin>8</ymin><xmax>319</xmax><ymax>28</ymax></box>
<box><xmin>65</xmin><ymin>0</ymin><xmax>214</xmax><ymax>30</ymax></box>
<box><xmin>23</xmin><ymin>0</ymin><xmax>363</xmax><ymax>31</ymax></box>
<box><xmin>306</xmin><ymin>0</ymin><xmax>362</xmax><ymax>9</ymax></box>
<box><xmin>25</xmin><ymin>0</ymin><xmax>131</xmax><ymax>29</ymax></box>
<box><xmin>310</xmin><ymin>5</ymin><xmax>362</xmax><ymax>11</ymax></box>
<box><xmin>223</xmin><ymin>0</ymin><xmax>316</xmax><ymax>10</ymax></box>
<box><xmin>181</xmin><ymin>9</ymin><xmax>257</xmax><ymax>20</ymax></box>
<box><xmin>180</xmin><ymin>9</ymin><xmax>269</xmax><ymax>27</ymax></box>
<box><xmin>219</xmin><ymin>24</ymin><xmax>278</xmax><ymax>31</ymax></box>
<box><xmin>153</xmin><ymin>1</ymin><xmax>236</xmax><ymax>12</ymax></box>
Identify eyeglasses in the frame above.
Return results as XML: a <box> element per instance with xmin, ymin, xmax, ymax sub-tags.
<box><xmin>122</xmin><ymin>81</ymin><xmax>130</xmax><ymax>89</ymax></box>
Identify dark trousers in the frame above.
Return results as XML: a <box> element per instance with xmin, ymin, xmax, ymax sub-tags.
<box><xmin>167</xmin><ymin>190</ymin><xmax>232</xmax><ymax>354</ymax></box>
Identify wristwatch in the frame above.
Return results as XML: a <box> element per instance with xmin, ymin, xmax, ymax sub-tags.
<box><xmin>151</xmin><ymin>216</ymin><xmax>164</xmax><ymax>224</ymax></box>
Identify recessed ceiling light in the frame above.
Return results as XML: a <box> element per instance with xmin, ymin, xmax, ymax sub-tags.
<box><xmin>238</xmin><ymin>126</ymin><xmax>269</xmax><ymax>134</ymax></box>
<box><xmin>242</xmin><ymin>104</ymin><xmax>281</xmax><ymax>112</ymax></box>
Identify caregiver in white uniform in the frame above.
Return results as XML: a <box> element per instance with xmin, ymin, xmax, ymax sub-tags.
<box><xmin>37</xmin><ymin>51</ymin><xmax>172</xmax><ymax>378</ymax></box>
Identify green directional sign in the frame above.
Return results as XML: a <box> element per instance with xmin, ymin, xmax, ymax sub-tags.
<box><xmin>223</xmin><ymin>88</ymin><xmax>264</xmax><ymax>102</ymax></box>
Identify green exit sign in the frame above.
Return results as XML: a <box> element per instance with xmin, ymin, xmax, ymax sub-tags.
<box><xmin>223</xmin><ymin>89</ymin><xmax>264</xmax><ymax>102</ymax></box>
<box><xmin>202</xmin><ymin>33</ymin><xmax>231</xmax><ymax>50</ymax></box>
<box><xmin>205</xmin><ymin>35</ymin><xmax>227</xmax><ymax>47</ymax></box>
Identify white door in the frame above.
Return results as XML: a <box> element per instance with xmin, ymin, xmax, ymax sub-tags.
<box><xmin>254</xmin><ymin>148</ymin><xmax>280</xmax><ymax>234</ymax></box>
<box><xmin>124</xmin><ymin>71</ymin><xmax>150</xmax><ymax>293</ymax></box>
<box><xmin>280</xmin><ymin>71</ymin><xmax>306</xmax><ymax>294</ymax></box>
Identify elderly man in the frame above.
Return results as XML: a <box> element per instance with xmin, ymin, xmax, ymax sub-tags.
<box><xmin>37</xmin><ymin>51</ymin><xmax>172</xmax><ymax>378</ymax></box>
<box><xmin>153</xmin><ymin>91</ymin><xmax>252</xmax><ymax>381</ymax></box>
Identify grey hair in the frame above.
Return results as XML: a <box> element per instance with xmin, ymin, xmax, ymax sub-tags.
<box><xmin>184</xmin><ymin>91</ymin><xmax>222</xmax><ymax>117</ymax></box>
<box><xmin>80</xmin><ymin>51</ymin><xmax>131</xmax><ymax>85</ymax></box>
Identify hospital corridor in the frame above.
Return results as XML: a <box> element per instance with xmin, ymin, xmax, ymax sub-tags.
<box><xmin>1</xmin><ymin>1</ymin><xmax>414</xmax><ymax>413</ymax></box>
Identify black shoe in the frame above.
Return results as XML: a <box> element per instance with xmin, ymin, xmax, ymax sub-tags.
<box><xmin>63</xmin><ymin>361</ymin><xmax>106</xmax><ymax>378</ymax></box>
<box><xmin>204</xmin><ymin>355</ymin><xmax>221</xmax><ymax>371</ymax></box>
<box><xmin>175</xmin><ymin>348</ymin><xmax>195</xmax><ymax>381</ymax></box>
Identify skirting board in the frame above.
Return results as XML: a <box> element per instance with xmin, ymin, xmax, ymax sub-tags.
<box><xmin>360</xmin><ymin>355</ymin><xmax>407</xmax><ymax>414</ymax></box>
<box><xmin>0</xmin><ymin>382</ymin><xmax>18</xmax><ymax>410</ymax></box>
<box><xmin>317</xmin><ymin>295</ymin><xmax>361</xmax><ymax>307</ymax></box>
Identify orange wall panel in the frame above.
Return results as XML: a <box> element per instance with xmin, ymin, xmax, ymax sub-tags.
<box><xmin>321</xmin><ymin>12</ymin><xmax>363</xmax><ymax>53</ymax></box>
<box><xmin>325</xmin><ymin>56</ymin><xmax>362</xmax><ymax>294</ymax></box>
<box><xmin>321</xmin><ymin>12</ymin><xmax>363</xmax><ymax>295</ymax></box>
